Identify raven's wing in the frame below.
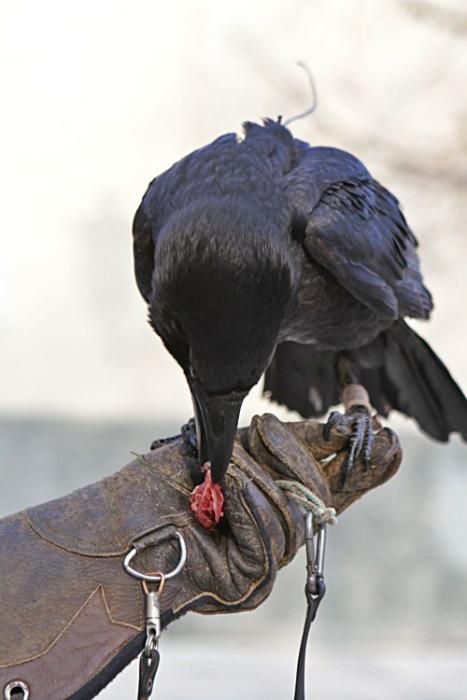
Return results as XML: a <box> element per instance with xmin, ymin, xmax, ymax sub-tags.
<box><xmin>286</xmin><ymin>145</ymin><xmax>432</xmax><ymax>320</ymax></box>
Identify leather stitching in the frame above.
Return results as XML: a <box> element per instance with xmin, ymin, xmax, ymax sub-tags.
<box><xmin>0</xmin><ymin>586</ymin><xmax>139</xmax><ymax>669</ymax></box>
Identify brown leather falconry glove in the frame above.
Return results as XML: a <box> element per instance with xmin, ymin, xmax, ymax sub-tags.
<box><xmin>0</xmin><ymin>414</ymin><xmax>401</xmax><ymax>700</ymax></box>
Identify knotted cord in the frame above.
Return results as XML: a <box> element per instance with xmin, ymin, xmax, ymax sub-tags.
<box><xmin>276</xmin><ymin>480</ymin><xmax>337</xmax><ymax>525</ymax></box>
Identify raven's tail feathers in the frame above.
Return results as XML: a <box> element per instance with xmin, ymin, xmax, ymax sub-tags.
<box><xmin>263</xmin><ymin>321</ymin><xmax>467</xmax><ymax>442</ymax></box>
<box><xmin>370</xmin><ymin>320</ymin><xmax>467</xmax><ymax>441</ymax></box>
<box><xmin>263</xmin><ymin>342</ymin><xmax>339</xmax><ymax>419</ymax></box>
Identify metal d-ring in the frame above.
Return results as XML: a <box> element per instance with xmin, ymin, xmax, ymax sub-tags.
<box><xmin>123</xmin><ymin>531</ymin><xmax>187</xmax><ymax>582</ymax></box>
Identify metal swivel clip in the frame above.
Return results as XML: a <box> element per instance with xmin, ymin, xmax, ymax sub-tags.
<box><xmin>123</xmin><ymin>531</ymin><xmax>187</xmax><ymax>700</ymax></box>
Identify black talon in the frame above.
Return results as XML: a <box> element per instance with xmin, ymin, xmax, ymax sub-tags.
<box><xmin>150</xmin><ymin>433</ymin><xmax>180</xmax><ymax>450</ymax></box>
<box><xmin>323</xmin><ymin>410</ymin><xmax>341</xmax><ymax>441</ymax></box>
<box><xmin>339</xmin><ymin>405</ymin><xmax>374</xmax><ymax>488</ymax></box>
<box><xmin>362</xmin><ymin>423</ymin><xmax>374</xmax><ymax>468</ymax></box>
<box><xmin>341</xmin><ymin>427</ymin><xmax>362</xmax><ymax>488</ymax></box>
<box><xmin>340</xmin><ymin>455</ymin><xmax>353</xmax><ymax>489</ymax></box>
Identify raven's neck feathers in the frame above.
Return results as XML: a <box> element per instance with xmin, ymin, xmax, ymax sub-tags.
<box><xmin>151</xmin><ymin>197</ymin><xmax>298</xmax><ymax>393</ymax></box>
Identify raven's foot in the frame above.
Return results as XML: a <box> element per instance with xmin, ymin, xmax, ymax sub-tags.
<box><xmin>181</xmin><ymin>417</ymin><xmax>199</xmax><ymax>456</ymax></box>
<box><xmin>150</xmin><ymin>433</ymin><xmax>180</xmax><ymax>451</ymax></box>
<box><xmin>150</xmin><ymin>417</ymin><xmax>199</xmax><ymax>454</ymax></box>
<box><xmin>324</xmin><ymin>384</ymin><xmax>380</xmax><ymax>488</ymax></box>
<box><xmin>344</xmin><ymin>405</ymin><xmax>373</xmax><ymax>482</ymax></box>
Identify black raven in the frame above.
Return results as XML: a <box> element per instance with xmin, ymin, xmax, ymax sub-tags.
<box><xmin>133</xmin><ymin>118</ymin><xmax>467</xmax><ymax>491</ymax></box>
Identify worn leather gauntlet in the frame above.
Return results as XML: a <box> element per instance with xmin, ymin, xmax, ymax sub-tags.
<box><xmin>0</xmin><ymin>414</ymin><xmax>400</xmax><ymax>700</ymax></box>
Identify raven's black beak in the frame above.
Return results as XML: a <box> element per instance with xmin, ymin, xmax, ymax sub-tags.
<box><xmin>189</xmin><ymin>383</ymin><xmax>245</xmax><ymax>484</ymax></box>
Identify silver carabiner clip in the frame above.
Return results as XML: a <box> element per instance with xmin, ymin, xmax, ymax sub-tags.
<box><xmin>305</xmin><ymin>511</ymin><xmax>326</xmax><ymax>596</ymax></box>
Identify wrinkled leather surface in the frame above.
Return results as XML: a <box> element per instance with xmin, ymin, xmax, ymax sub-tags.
<box><xmin>0</xmin><ymin>414</ymin><xmax>400</xmax><ymax>699</ymax></box>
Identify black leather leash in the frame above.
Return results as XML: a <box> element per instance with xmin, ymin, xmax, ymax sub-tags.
<box><xmin>294</xmin><ymin>513</ymin><xmax>327</xmax><ymax>700</ymax></box>
<box><xmin>138</xmin><ymin>646</ymin><xmax>160</xmax><ymax>700</ymax></box>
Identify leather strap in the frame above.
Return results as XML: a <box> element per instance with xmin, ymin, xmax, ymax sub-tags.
<box><xmin>294</xmin><ymin>576</ymin><xmax>326</xmax><ymax>700</ymax></box>
<box><xmin>137</xmin><ymin>648</ymin><xmax>160</xmax><ymax>700</ymax></box>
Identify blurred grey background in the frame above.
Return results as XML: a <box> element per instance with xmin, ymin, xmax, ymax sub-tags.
<box><xmin>1</xmin><ymin>0</ymin><xmax>467</xmax><ymax>698</ymax></box>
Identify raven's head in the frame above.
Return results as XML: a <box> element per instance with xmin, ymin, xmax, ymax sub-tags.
<box><xmin>150</xmin><ymin>197</ymin><xmax>296</xmax><ymax>484</ymax></box>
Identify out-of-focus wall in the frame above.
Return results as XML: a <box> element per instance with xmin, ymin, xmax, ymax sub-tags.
<box><xmin>1</xmin><ymin>0</ymin><xmax>466</xmax><ymax>423</ymax></box>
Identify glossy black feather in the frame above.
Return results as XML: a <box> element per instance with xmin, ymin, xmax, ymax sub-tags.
<box><xmin>133</xmin><ymin>118</ymin><xmax>467</xmax><ymax>473</ymax></box>
<box><xmin>265</xmin><ymin>321</ymin><xmax>467</xmax><ymax>442</ymax></box>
